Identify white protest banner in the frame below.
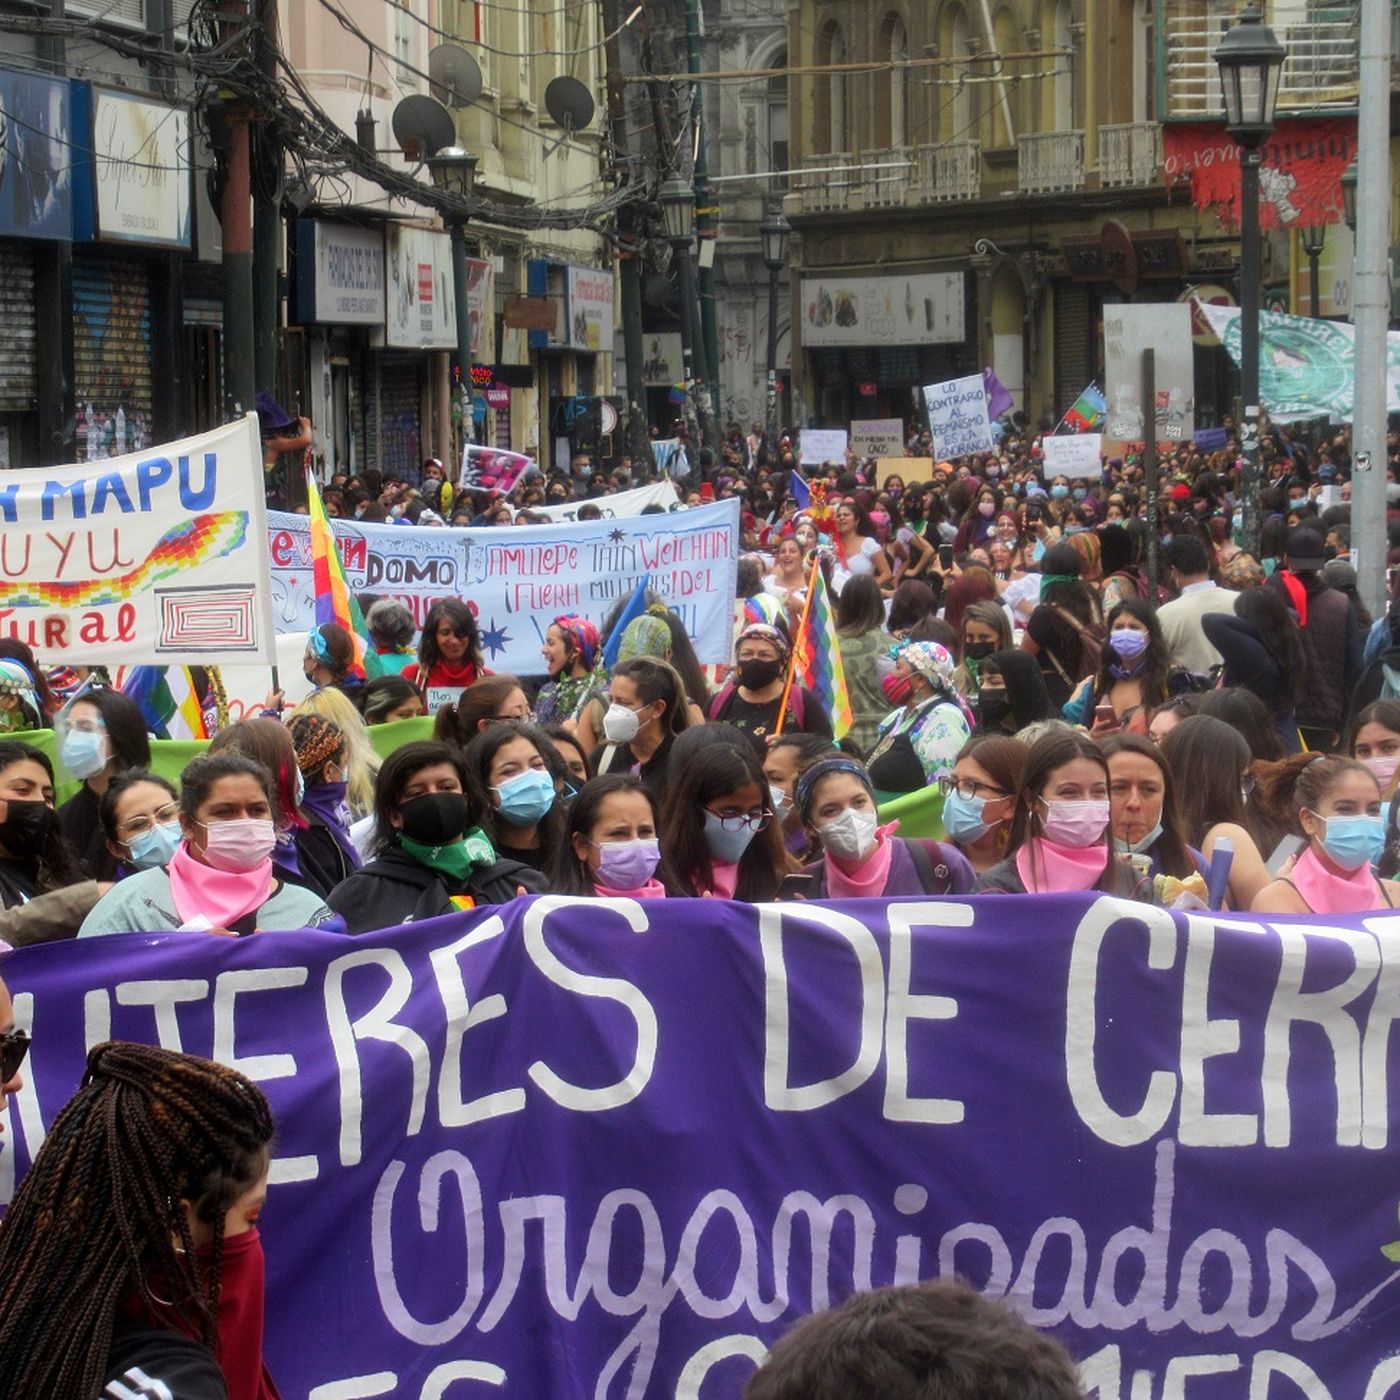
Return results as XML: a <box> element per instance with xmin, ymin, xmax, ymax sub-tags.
<box><xmin>923</xmin><ymin>374</ymin><xmax>993</xmax><ymax>459</ymax></box>
<box><xmin>460</xmin><ymin>443</ymin><xmax>535</xmax><ymax>495</ymax></box>
<box><xmin>0</xmin><ymin>417</ymin><xmax>275</xmax><ymax>666</ymax></box>
<box><xmin>850</xmin><ymin>418</ymin><xmax>906</xmax><ymax>458</ymax></box>
<box><xmin>1104</xmin><ymin>303</ymin><xmax>1196</xmax><ymax>443</ymax></box>
<box><xmin>268</xmin><ymin>499</ymin><xmax>739</xmax><ymax>676</ymax></box>
<box><xmin>652</xmin><ymin>439</ymin><xmax>689</xmax><ymax>479</ymax></box>
<box><xmin>1041</xmin><ymin>433</ymin><xmax>1103</xmax><ymax>480</ymax></box>
<box><xmin>799</xmin><ymin>428</ymin><xmax>848</xmax><ymax>465</ymax></box>
<box><xmin>529</xmin><ymin>479</ymin><xmax>680</xmax><ymax>522</ymax></box>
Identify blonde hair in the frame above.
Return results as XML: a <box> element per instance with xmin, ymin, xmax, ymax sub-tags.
<box><xmin>296</xmin><ymin>686</ymin><xmax>379</xmax><ymax>818</ymax></box>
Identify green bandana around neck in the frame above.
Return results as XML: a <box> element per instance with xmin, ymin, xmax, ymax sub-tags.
<box><xmin>400</xmin><ymin>825</ymin><xmax>496</xmax><ymax>884</ymax></box>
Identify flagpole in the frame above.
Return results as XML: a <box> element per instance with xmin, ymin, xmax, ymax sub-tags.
<box><xmin>773</xmin><ymin>555</ymin><xmax>821</xmax><ymax>738</ymax></box>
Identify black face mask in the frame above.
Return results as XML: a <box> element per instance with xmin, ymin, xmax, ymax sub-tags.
<box><xmin>397</xmin><ymin>791</ymin><xmax>469</xmax><ymax>846</ymax></box>
<box><xmin>963</xmin><ymin>641</ymin><xmax>996</xmax><ymax>662</ymax></box>
<box><xmin>0</xmin><ymin>800</ymin><xmax>58</xmax><ymax>857</ymax></box>
<box><xmin>737</xmin><ymin>658</ymin><xmax>783</xmax><ymax>690</ymax></box>
<box><xmin>978</xmin><ymin>692</ymin><xmax>1010</xmax><ymax>729</ymax></box>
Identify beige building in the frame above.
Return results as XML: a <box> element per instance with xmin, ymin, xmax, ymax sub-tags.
<box><xmin>785</xmin><ymin>0</ymin><xmax>1376</xmax><ymax>434</ymax></box>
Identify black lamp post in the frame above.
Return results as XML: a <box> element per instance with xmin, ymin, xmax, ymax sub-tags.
<box><xmin>760</xmin><ymin>199</ymin><xmax>791</xmax><ymax>452</ymax></box>
<box><xmin>1214</xmin><ymin>1</ymin><xmax>1285</xmax><ymax>561</ymax></box>
<box><xmin>659</xmin><ymin>173</ymin><xmax>706</xmax><ymax>459</ymax></box>
<box><xmin>427</xmin><ymin>146</ymin><xmax>479</xmax><ymax>447</ymax></box>
<box><xmin>1341</xmin><ymin>156</ymin><xmax>1358</xmax><ymax>233</ymax></box>
<box><xmin>1300</xmin><ymin>222</ymin><xmax>1326</xmax><ymax>319</ymax></box>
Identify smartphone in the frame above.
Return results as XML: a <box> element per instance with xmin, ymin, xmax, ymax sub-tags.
<box><xmin>778</xmin><ymin>873</ymin><xmax>815</xmax><ymax>900</ymax></box>
<box><xmin>1265</xmin><ymin>834</ymin><xmax>1305</xmax><ymax>878</ymax></box>
<box><xmin>1094</xmin><ymin>703</ymin><xmax>1118</xmax><ymax>730</ymax></box>
<box><xmin>938</xmin><ymin>544</ymin><xmax>954</xmax><ymax>569</ymax></box>
<box><xmin>1026</xmin><ymin>503</ymin><xmax>1042</xmax><ymax>522</ymax></box>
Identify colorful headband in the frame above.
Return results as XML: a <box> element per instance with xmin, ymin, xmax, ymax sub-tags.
<box><xmin>553</xmin><ymin>614</ymin><xmax>600</xmax><ymax>671</ymax></box>
<box><xmin>736</xmin><ymin>622</ymin><xmax>790</xmax><ymax>660</ymax></box>
<box><xmin>794</xmin><ymin>756</ymin><xmax>873</xmax><ymax>822</ymax></box>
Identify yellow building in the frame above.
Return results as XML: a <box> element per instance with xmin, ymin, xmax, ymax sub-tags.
<box><xmin>785</xmin><ymin>0</ymin><xmax>1375</xmax><ymax>433</ymax></box>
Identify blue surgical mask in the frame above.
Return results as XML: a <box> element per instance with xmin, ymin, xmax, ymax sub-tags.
<box><xmin>61</xmin><ymin>728</ymin><xmax>108</xmax><ymax>781</ymax></box>
<box><xmin>1110</xmin><ymin>629</ymin><xmax>1150</xmax><ymax>660</ymax></box>
<box><xmin>493</xmin><ymin>769</ymin><xmax>555</xmax><ymax>827</ymax></box>
<box><xmin>702</xmin><ymin>809</ymin><xmax>758</xmax><ymax>864</ymax></box>
<box><xmin>1314</xmin><ymin>813</ymin><xmax>1386</xmax><ymax>872</ymax></box>
<box><xmin>1050</xmin><ymin>484</ymin><xmax>1070</xmax><ymax>500</ymax></box>
<box><xmin>942</xmin><ymin>788</ymin><xmax>995</xmax><ymax>844</ymax></box>
<box><xmin>126</xmin><ymin>820</ymin><xmax>182</xmax><ymax>871</ymax></box>
<box><xmin>1114</xmin><ymin>822</ymin><xmax>1163</xmax><ymax>858</ymax></box>
<box><xmin>1072</xmin><ymin>487</ymin><xmax>1088</xmax><ymax>501</ymax></box>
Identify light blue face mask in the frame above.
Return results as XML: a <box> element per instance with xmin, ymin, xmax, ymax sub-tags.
<box><xmin>126</xmin><ymin>820</ymin><xmax>182</xmax><ymax>871</ymax></box>
<box><xmin>941</xmin><ymin>788</ymin><xmax>993</xmax><ymax>844</ymax></box>
<box><xmin>1314</xmin><ymin>813</ymin><xmax>1386</xmax><ymax>872</ymax></box>
<box><xmin>493</xmin><ymin>769</ymin><xmax>556</xmax><ymax>827</ymax></box>
<box><xmin>61</xmin><ymin>727</ymin><xmax>108</xmax><ymax>781</ymax></box>
<box><xmin>703</xmin><ymin>809</ymin><xmax>758</xmax><ymax>865</ymax></box>
<box><xmin>1114</xmin><ymin>821</ymin><xmax>1163</xmax><ymax>858</ymax></box>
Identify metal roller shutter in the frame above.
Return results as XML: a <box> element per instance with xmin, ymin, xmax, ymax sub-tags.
<box><xmin>0</xmin><ymin>248</ymin><xmax>37</xmax><ymax>413</ymax></box>
<box><xmin>374</xmin><ymin>352</ymin><xmax>421</xmax><ymax>480</ymax></box>
<box><xmin>73</xmin><ymin>256</ymin><xmax>154</xmax><ymax>459</ymax></box>
<box><xmin>1053</xmin><ymin>281</ymin><xmax>1092</xmax><ymax>418</ymax></box>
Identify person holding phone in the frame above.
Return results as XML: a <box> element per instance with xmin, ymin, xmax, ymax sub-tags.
<box><xmin>1062</xmin><ymin>599</ymin><xmax>1168</xmax><ymax>732</ymax></box>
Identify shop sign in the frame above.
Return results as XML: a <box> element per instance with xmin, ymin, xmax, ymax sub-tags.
<box><xmin>565</xmin><ymin>265</ymin><xmax>615</xmax><ymax>354</ymax></box>
<box><xmin>0</xmin><ymin>66</ymin><xmax>72</xmax><ymax>241</ymax></box>
<box><xmin>504</xmin><ymin>297</ymin><xmax>557</xmax><ymax>332</ymax></box>
<box><xmin>295</xmin><ymin>222</ymin><xmax>385</xmax><ymax>325</ymax></box>
<box><xmin>485</xmin><ymin>387</ymin><xmax>511</xmax><ymax>408</ymax></box>
<box><xmin>385</xmin><ymin>225</ymin><xmax>456</xmax><ymax>349</ymax></box>
<box><xmin>640</xmin><ymin>332</ymin><xmax>684</xmax><ymax>387</ymax></box>
<box><xmin>800</xmin><ymin>270</ymin><xmax>964</xmax><ymax>348</ymax></box>
<box><xmin>88</xmin><ymin>88</ymin><xmax>191</xmax><ymax>248</ymax></box>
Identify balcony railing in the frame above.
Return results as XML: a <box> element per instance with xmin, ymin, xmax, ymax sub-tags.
<box><xmin>1163</xmin><ymin>3</ymin><xmax>1358</xmax><ymax>117</ymax></box>
<box><xmin>796</xmin><ymin>154</ymin><xmax>857</xmax><ymax>213</ymax></box>
<box><xmin>916</xmin><ymin>140</ymin><xmax>982</xmax><ymax>202</ymax></box>
<box><xmin>854</xmin><ymin>146</ymin><xmax>913</xmax><ymax>209</ymax></box>
<box><xmin>1018</xmin><ymin>130</ymin><xmax>1085</xmax><ymax>195</ymax></box>
<box><xmin>794</xmin><ymin>143</ymin><xmax>982</xmax><ymax>213</ymax></box>
<box><xmin>1099</xmin><ymin>122</ymin><xmax>1163</xmax><ymax>188</ymax></box>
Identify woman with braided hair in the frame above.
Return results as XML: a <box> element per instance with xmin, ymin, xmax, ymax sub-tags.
<box><xmin>0</xmin><ymin>1039</ymin><xmax>279</xmax><ymax>1398</ymax></box>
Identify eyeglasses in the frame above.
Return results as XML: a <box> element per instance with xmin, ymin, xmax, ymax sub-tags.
<box><xmin>0</xmin><ymin>1028</ymin><xmax>30</xmax><ymax>1082</ymax></box>
<box><xmin>118</xmin><ymin>802</ymin><xmax>180</xmax><ymax>839</ymax></box>
<box><xmin>937</xmin><ymin>776</ymin><xmax>1009</xmax><ymax>801</ymax></box>
<box><xmin>706</xmin><ymin>809</ymin><xmax>773</xmax><ymax>833</ymax></box>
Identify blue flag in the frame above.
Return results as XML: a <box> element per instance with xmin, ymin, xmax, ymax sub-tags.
<box><xmin>789</xmin><ymin>471</ymin><xmax>811</xmax><ymax>510</ymax></box>
<box><xmin>601</xmin><ymin>573</ymin><xmax>652</xmax><ymax>669</ymax></box>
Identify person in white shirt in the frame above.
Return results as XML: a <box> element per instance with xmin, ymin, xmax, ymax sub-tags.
<box><xmin>1155</xmin><ymin>535</ymin><xmax>1239</xmax><ymax>674</ymax></box>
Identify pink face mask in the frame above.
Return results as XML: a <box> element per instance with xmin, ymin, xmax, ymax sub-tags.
<box><xmin>1362</xmin><ymin>753</ymin><xmax>1400</xmax><ymax>789</ymax></box>
<box><xmin>201</xmin><ymin>818</ymin><xmax>277</xmax><ymax>872</ymax></box>
<box><xmin>1039</xmin><ymin>799</ymin><xmax>1110</xmax><ymax>848</ymax></box>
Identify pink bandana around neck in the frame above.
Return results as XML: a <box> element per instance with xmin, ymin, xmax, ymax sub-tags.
<box><xmin>593</xmin><ymin>878</ymin><xmax>668</xmax><ymax>900</ymax></box>
<box><xmin>825</xmin><ymin>823</ymin><xmax>900</xmax><ymax>900</ymax></box>
<box><xmin>168</xmin><ymin>841</ymin><xmax>273</xmax><ymax>930</ymax></box>
<box><xmin>1015</xmin><ymin>835</ymin><xmax>1109</xmax><ymax>894</ymax></box>
<box><xmin>1288</xmin><ymin>844</ymin><xmax>1385</xmax><ymax>914</ymax></box>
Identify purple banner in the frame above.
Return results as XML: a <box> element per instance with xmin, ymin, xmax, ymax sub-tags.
<box><xmin>5</xmin><ymin>895</ymin><xmax>1400</xmax><ymax>1397</ymax></box>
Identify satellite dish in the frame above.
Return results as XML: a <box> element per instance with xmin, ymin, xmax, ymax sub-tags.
<box><xmin>429</xmin><ymin>44</ymin><xmax>483</xmax><ymax>109</ymax></box>
<box><xmin>391</xmin><ymin>94</ymin><xmax>457</xmax><ymax>161</ymax></box>
<box><xmin>543</xmin><ymin>76</ymin><xmax>596</xmax><ymax>155</ymax></box>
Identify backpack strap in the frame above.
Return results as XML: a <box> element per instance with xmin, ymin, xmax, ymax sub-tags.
<box><xmin>708</xmin><ymin>680</ymin><xmax>737</xmax><ymax>721</ymax></box>
<box><xmin>905</xmin><ymin>838</ymin><xmax>956</xmax><ymax>894</ymax></box>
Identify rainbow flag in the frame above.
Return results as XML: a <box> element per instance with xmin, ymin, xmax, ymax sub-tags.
<box><xmin>791</xmin><ymin>562</ymin><xmax>852</xmax><ymax>740</ymax></box>
<box><xmin>307</xmin><ymin>468</ymin><xmax>384</xmax><ymax>681</ymax></box>
<box><xmin>121</xmin><ymin>665</ymin><xmax>209</xmax><ymax>741</ymax></box>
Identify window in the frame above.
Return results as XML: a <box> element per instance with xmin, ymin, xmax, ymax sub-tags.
<box><xmin>990</xmin><ymin>7</ymin><xmax>1019</xmax><ymax>147</ymax></box>
<box><xmin>940</xmin><ymin>2</ymin><xmax>974</xmax><ymax>142</ymax></box>
<box><xmin>878</xmin><ymin>13</ymin><xmax>910</xmax><ymax>148</ymax></box>
<box><xmin>815</xmin><ymin>21</ymin><xmax>849</xmax><ymax>154</ymax></box>
<box><xmin>1052</xmin><ymin>0</ymin><xmax>1074</xmax><ymax>130</ymax></box>
<box><xmin>767</xmin><ymin>53</ymin><xmax>789</xmax><ymax>185</ymax></box>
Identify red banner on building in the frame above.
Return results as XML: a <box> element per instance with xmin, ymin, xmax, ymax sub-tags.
<box><xmin>1162</xmin><ymin>118</ymin><xmax>1355</xmax><ymax>231</ymax></box>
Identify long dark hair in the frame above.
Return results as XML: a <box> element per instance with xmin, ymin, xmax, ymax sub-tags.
<box><xmin>418</xmin><ymin>597</ymin><xmax>484</xmax><ymax>672</ymax></box>
<box><xmin>0</xmin><ymin>1042</ymin><xmax>273</xmax><ymax>1395</ymax></box>
<box><xmin>550</xmin><ymin>773</ymin><xmax>683</xmax><ymax>895</ymax></box>
<box><xmin>979</xmin><ymin>649</ymin><xmax>1055</xmax><ymax>731</ymax></box>
<box><xmin>368</xmin><ymin>740</ymin><xmax>475</xmax><ymax>859</ymax></box>
<box><xmin>1094</xmin><ymin>598</ymin><xmax>1169</xmax><ymax>708</ymax></box>
<box><xmin>610</xmin><ymin>657</ymin><xmax>692</xmax><ymax>740</ymax></box>
<box><xmin>1036</xmin><ymin>544</ymin><xmax>1100</xmax><ymax>628</ymax></box>
<box><xmin>1198</xmin><ymin>687</ymin><xmax>1286</xmax><ymax>762</ymax></box>
<box><xmin>0</xmin><ymin>741</ymin><xmax>83</xmax><ymax>889</ymax></box>
<box><xmin>659</xmin><ymin>741</ymin><xmax>785</xmax><ymax>900</ymax></box>
<box><xmin>207</xmin><ymin>718</ymin><xmax>306</xmax><ymax>830</ymax></box>
<box><xmin>835</xmin><ymin>575</ymin><xmax>886</xmax><ymax>637</ymax></box>
<box><xmin>1234</xmin><ymin>587</ymin><xmax>1308</xmax><ymax>708</ymax></box>
<box><xmin>461</xmin><ymin>721</ymin><xmax>568</xmax><ymax>852</ymax></box>
<box><xmin>65</xmin><ymin>687</ymin><xmax>152</xmax><ymax>773</ymax></box>
<box><xmin>1159</xmin><ymin>715</ymin><xmax>1252</xmax><ymax>847</ymax></box>
<box><xmin>434</xmin><ymin>674</ymin><xmax>526</xmax><ymax>748</ymax></box>
<box><xmin>1100</xmin><ymin>732</ymin><xmax>1197</xmax><ymax>878</ymax></box>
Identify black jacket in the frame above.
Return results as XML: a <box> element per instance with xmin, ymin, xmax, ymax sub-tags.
<box><xmin>104</xmin><ymin>1321</ymin><xmax>227</xmax><ymax>1399</ymax></box>
<box><xmin>1268</xmin><ymin>571</ymin><xmax>1362</xmax><ymax>732</ymax></box>
<box><xmin>326</xmin><ymin>843</ymin><xmax>548</xmax><ymax>934</ymax></box>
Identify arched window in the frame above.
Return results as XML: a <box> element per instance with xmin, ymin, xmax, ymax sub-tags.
<box><xmin>767</xmin><ymin>51</ymin><xmax>789</xmax><ymax>183</ymax></box>
<box><xmin>990</xmin><ymin>7</ymin><xmax>1019</xmax><ymax>147</ymax></box>
<box><xmin>814</xmin><ymin>22</ymin><xmax>849</xmax><ymax>153</ymax></box>
<box><xmin>876</xmin><ymin>13</ymin><xmax>910</xmax><ymax>148</ymax></box>
<box><xmin>1052</xmin><ymin>0</ymin><xmax>1074</xmax><ymax>130</ymax></box>
<box><xmin>940</xmin><ymin>3</ymin><xmax>974</xmax><ymax>142</ymax></box>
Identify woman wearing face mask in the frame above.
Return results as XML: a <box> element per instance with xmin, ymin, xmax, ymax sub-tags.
<box><xmin>939</xmin><ymin>735</ymin><xmax>1026</xmax><ymax>876</ymax></box>
<box><xmin>973</xmin><ymin>730</ymin><xmax>1138</xmax><ymax>895</ymax></box>
<box><xmin>0</xmin><ymin>1041</ymin><xmax>280</xmax><ymax>1399</ymax></box>
<box><xmin>972</xmin><ymin>649</ymin><xmax>1055</xmax><ymax>736</ymax></box>
<box><xmin>0</xmin><ymin>741</ymin><xmax>103</xmax><ymax>946</ymax></box>
<box><xmin>302</xmin><ymin>622</ymin><xmax>358</xmax><ymax>693</ymax></box>
<box><xmin>865</xmin><ymin>641</ymin><xmax>972</xmax><ymax>803</ymax></box>
<box><xmin>1348</xmin><ymin>701</ymin><xmax>1400</xmax><ymax>870</ymax></box>
<box><xmin>1251</xmin><ymin>755</ymin><xmax>1400</xmax><ymax>913</ymax></box>
<box><xmin>660</xmin><ymin>742</ymin><xmax>786</xmax><ymax>899</ymax></box>
<box><xmin>1020</xmin><ymin>545</ymin><xmax>1104</xmax><ymax>709</ymax></box>
<box><xmin>464</xmin><ymin>721</ymin><xmax>567</xmax><ymax>873</ymax></box>
<box><xmin>952</xmin><ymin>484</ymin><xmax>1001</xmax><ymax>555</ymax></box>
<box><xmin>80</xmin><ymin>752</ymin><xmax>333</xmax><ymax>937</ymax></box>
<box><xmin>553</xmin><ymin>774</ymin><xmax>683</xmax><ymax>898</ymax></box>
<box><xmin>327</xmin><ymin>741</ymin><xmax>546</xmax><ymax>930</ymax></box>
<box><xmin>763</xmin><ymin>732</ymin><xmax>837</xmax><ymax>860</ymax></box>
<box><xmin>99</xmin><ymin>770</ymin><xmax>181</xmax><ymax>878</ymax></box>
<box><xmin>55</xmin><ymin>687</ymin><xmax>152</xmax><ymax>878</ymax></box>
<box><xmin>1063</xmin><ymin>598</ymin><xmax>1168</xmax><ymax>732</ymax></box>
<box><xmin>1101</xmin><ymin>733</ymin><xmax>1202</xmax><ymax>882</ymax></box>
<box><xmin>708</xmin><ymin>623</ymin><xmax>834</xmax><ymax>751</ymax></box>
<box><xmin>288</xmin><ymin>714</ymin><xmax>361</xmax><ymax>895</ymax></box>
<box><xmin>534</xmin><ymin>615</ymin><xmax>607</xmax><ymax>727</ymax></box>
<box><xmin>795</xmin><ymin>757</ymin><xmax>973</xmax><ymax>898</ymax></box>
<box><xmin>952</xmin><ymin>600</ymin><xmax>1012</xmax><ymax>703</ymax></box>
<box><xmin>593</xmin><ymin>657</ymin><xmax>691</xmax><ymax>797</ymax></box>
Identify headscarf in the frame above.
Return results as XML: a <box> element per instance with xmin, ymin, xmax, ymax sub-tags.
<box><xmin>1067</xmin><ymin>528</ymin><xmax>1103</xmax><ymax>582</ymax></box>
<box><xmin>552</xmin><ymin>614</ymin><xmax>601</xmax><ymax>671</ymax></box>
<box><xmin>735</xmin><ymin>622</ymin><xmax>790</xmax><ymax>662</ymax></box>
<box><xmin>0</xmin><ymin>661</ymin><xmax>40</xmax><ymax>727</ymax></box>
<box><xmin>617</xmin><ymin>606</ymin><xmax>672</xmax><ymax>662</ymax></box>
<box><xmin>289</xmin><ymin>713</ymin><xmax>344</xmax><ymax>777</ymax></box>
<box><xmin>794</xmin><ymin>756</ymin><xmax>873</xmax><ymax>823</ymax></box>
<box><xmin>896</xmin><ymin>641</ymin><xmax>956</xmax><ymax>697</ymax></box>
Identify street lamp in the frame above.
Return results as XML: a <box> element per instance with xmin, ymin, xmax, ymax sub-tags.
<box><xmin>1341</xmin><ymin>157</ymin><xmax>1358</xmax><ymax>232</ymax></box>
<box><xmin>761</xmin><ymin>199</ymin><xmax>791</xmax><ymax>453</ymax></box>
<box><xmin>659</xmin><ymin>174</ymin><xmax>707</xmax><ymax>464</ymax></box>
<box><xmin>1214</xmin><ymin>1</ymin><xmax>1285</xmax><ymax>562</ymax></box>
<box><xmin>1299</xmin><ymin>222</ymin><xmax>1326</xmax><ymax>319</ymax></box>
<box><xmin>428</xmin><ymin>145</ymin><xmax>479</xmax><ymax>449</ymax></box>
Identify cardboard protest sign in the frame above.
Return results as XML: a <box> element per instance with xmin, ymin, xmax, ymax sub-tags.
<box><xmin>1041</xmin><ymin>433</ymin><xmax>1104</xmax><ymax>480</ymax></box>
<box><xmin>923</xmin><ymin>374</ymin><xmax>994</xmax><ymax>459</ymax></box>
<box><xmin>1104</xmin><ymin>304</ymin><xmax>1196</xmax><ymax>444</ymax></box>
<box><xmin>850</xmin><ymin>418</ymin><xmax>905</xmax><ymax>458</ymax></box>
<box><xmin>799</xmin><ymin>428</ymin><xmax>849</xmax><ymax>466</ymax></box>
